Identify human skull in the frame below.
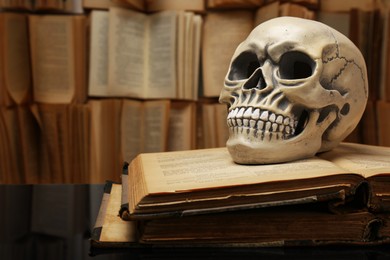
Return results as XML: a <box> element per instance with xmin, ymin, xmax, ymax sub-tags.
<box><xmin>219</xmin><ymin>17</ymin><xmax>368</xmax><ymax>164</ymax></box>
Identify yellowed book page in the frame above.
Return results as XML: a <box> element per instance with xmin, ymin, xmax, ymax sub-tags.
<box><xmin>3</xmin><ymin>13</ymin><xmax>31</xmax><ymax>105</ymax></box>
<box><xmin>143</xmin><ymin>100</ymin><xmax>170</xmax><ymax>152</ymax></box>
<box><xmin>121</xmin><ymin>99</ymin><xmax>143</xmax><ymax>163</ymax></box>
<box><xmin>202</xmin><ymin>11</ymin><xmax>254</xmax><ymax>97</ymax></box>
<box><xmin>138</xmin><ymin>147</ymin><xmax>350</xmax><ymax>194</ymax></box>
<box><xmin>176</xmin><ymin>12</ymin><xmax>185</xmax><ymax>99</ymax></box>
<box><xmin>183</xmin><ymin>12</ymin><xmax>194</xmax><ymax>100</ymax></box>
<box><xmin>72</xmin><ymin>16</ymin><xmax>87</xmax><ymax>104</ymax></box>
<box><xmin>214</xmin><ymin>103</ymin><xmax>229</xmax><ymax>147</ymax></box>
<box><xmin>88</xmin><ymin>100</ymin><xmax>103</xmax><ymax>183</ymax></box>
<box><xmin>254</xmin><ymin>1</ymin><xmax>279</xmax><ymax>26</ymax></box>
<box><xmin>89</xmin><ymin>99</ymin><xmax>122</xmax><ymax>183</ymax></box>
<box><xmin>168</xmin><ymin>101</ymin><xmax>195</xmax><ymax>151</ymax></box>
<box><xmin>192</xmin><ymin>15</ymin><xmax>202</xmax><ymax>100</ymax></box>
<box><xmin>108</xmin><ymin>7</ymin><xmax>146</xmax><ymax>97</ymax></box>
<box><xmin>146</xmin><ymin>11</ymin><xmax>177</xmax><ymax>99</ymax></box>
<box><xmin>38</xmin><ymin>104</ymin><xmax>70</xmax><ymax>183</ymax></box>
<box><xmin>202</xmin><ymin>103</ymin><xmax>217</xmax><ymax>148</ymax></box>
<box><xmin>29</xmin><ymin>15</ymin><xmax>76</xmax><ymax>103</ymax></box>
<box><xmin>88</xmin><ymin>10</ymin><xmax>109</xmax><ymax>97</ymax></box>
<box><xmin>99</xmin><ymin>183</ymin><xmax>137</xmax><ymax>242</ymax></box>
<box><xmin>319</xmin><ymin>143</ymin><xmax>390</xmax><ymax>178</ymax></box>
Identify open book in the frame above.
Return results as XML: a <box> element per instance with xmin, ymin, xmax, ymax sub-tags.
<box><xmin>121</xmin><ymin>142</ymin><xmax>390</xmax><ymax>219</ymax></box>
<box><xmin>88</xmin><ymin>7</ymin><xmax>202</xmax><ymax>100</ymax></box>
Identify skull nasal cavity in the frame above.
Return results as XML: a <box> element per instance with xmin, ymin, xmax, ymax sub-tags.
<box><xmin>279</xmin><ymin>51</ymin><xmax>315</xmax><ymax>80</ymax></box>
<box><xmin>243</xmin><ymin>68</ymin><xmax>266</xmax><ymax>90</ymax></box>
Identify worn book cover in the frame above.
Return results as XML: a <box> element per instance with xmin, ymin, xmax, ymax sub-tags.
<box><xmin>122</xmin><ymin>142</ymin><xmax>390</xmax><ymax>219</ymax></box>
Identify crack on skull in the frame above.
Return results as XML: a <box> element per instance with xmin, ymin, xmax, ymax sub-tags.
<box><xmin>329</xmin><ymin>58</ymin><xmax>351</xmax><ymax>87</ymax></box>
<box><xmin>321</xmin><ymin>29</ymin><xmax>367</xmax><ymax>98</ymax></box>
<box><xmin>227</xmin><ymin>106</ymin><xmax>309</xmax><ymax>141</ymax></box>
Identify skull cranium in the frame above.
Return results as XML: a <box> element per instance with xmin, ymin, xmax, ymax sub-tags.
<box><xmin>219</xmin><ymin>17</ymin><xmax>368</xmax><ymax>164</ymax></box>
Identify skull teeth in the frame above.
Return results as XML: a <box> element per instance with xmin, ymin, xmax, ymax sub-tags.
<box><xmin>227</xmin><ymin>107</ymin><xmax>298</xmax><ymax>138</ymax></box>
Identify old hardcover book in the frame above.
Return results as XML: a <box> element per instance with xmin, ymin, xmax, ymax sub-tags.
<box><xmin>93</xmin><ymin>181</ymin><xmax>390</xmax><ymax>249</ymax></box>
<box><xmin>122</xmin><ymin>142</ymin><xmax>390</xmax><ymax>219</ymax></box>
<box><xmin>91</xmin><ymin>182</ymin><xmax>138</xmax><ymax>249</ymax></box>
<box><xmin>138</xmin><ymin>204</ymin><xmax>385</xmax><ymax>245</ymax></box>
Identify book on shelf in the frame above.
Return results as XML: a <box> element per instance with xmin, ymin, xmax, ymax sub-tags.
<box><xmin>206</xmin><ymin>0</ymin><xmax>263</xmax><ymax>9</ymax></box>
<box><xmin>84</xmin><ymin>0</ymin><xmax>136</xmax><ymax>10</ymax></box>
<box><xmin>30</xmin><ymin>103</ymin><xmax>89</xmax><ymax>184</ymax></box>
<box><xmin>320</xmin><ymin>0</ymin><xmax>376</xmax><ymax>12</ymax></box>
<box><xmin>89</xmin><ymin>98</ymin><xmax>200</xmax><ymax>184</ymax></box>
<box><xmin>0</xmin><ymin>0</ymin><xmax>83</xmax><ymax>12</ymax></box>
<box><xmin>0</xmin><ymin>106</ymin><xmax>25</xmax><ymax>184</ymax></box>
<box><xmin>16</xmin><ymin>105</ymin><xmax>41</xmax><ymax>184</ymax></box>
<box><xmin>89</xmin><ymin>99</ymin><xmax>122</xmax><ymax>184</ymax></box>
<box><xmin>0</xmin><ymin>12</ymin><xmax>32</xmax><ymax>107</ymax></box>
<box><xmin>107</xmin><ymin>0</ymin><xmax>205</xmax><ymax>12</ymax></box>
<box><xmin>167</xmin><ymin>101</ymin><xmax>197</xmax><ymax>151</ymax></box>
<box><xmin>88</xmin><ymin>7</ymin><xmax>202</xmax><ymax>100</ymax></box>
<box><xmin>120</xmin><ymin>142</ymin><xmax>390</xmax><ymax>219</ymax></box>
<box><xmin>197</xmin><ymin>101</ymin><xmax>228</xmax><ymax>149</ymax></box>
<box><xmin>121</xmin><ymin>99</ymin><xmax>170</xmax><ymax>163</ymax></box>
<box><xmin>145</xmin><ymin>0</ymin><xmax>205</xmax><ymax>13</ymax></box>
<box><xmin>34</xmin><ymin>0</ymin><xmax>84</xmax><ymax>13</ymax></box>
<box><xmin>29</xmin><ymin>14</ymin><xmax>87</xmax><ymax>104</ymax></box>
<box><xmin>376</xmin><ymin>100</ymin><xmax>390</xmax><ymax>147</ymax></box>
<box><xmin>109</xmin><ymin>0</ymin><xmax>145</xmax><ymax>11</ymax></box>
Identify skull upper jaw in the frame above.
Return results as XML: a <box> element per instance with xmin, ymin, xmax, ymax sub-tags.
<box><xmin>226</xmin><ymin>109</ymin><xmax>336</xmax><ymax>164</ymax></box>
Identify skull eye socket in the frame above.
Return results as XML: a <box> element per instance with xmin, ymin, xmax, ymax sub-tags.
<box><xmin>228</xmin><ymin>51</ymin><xmax>260</xmax><ymax>81</ymax></box>
<box><xmin>279</xmin><ymin>51</ymin><xmax>315</xmax><ymax>80</ymax></box>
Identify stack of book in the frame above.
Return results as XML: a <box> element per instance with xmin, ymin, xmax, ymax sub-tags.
<box><xmin>90</xmin><ymin>142</ymin><xmax>390</xmax><ymax>253</ymax></box>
